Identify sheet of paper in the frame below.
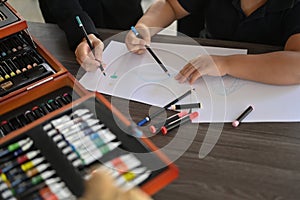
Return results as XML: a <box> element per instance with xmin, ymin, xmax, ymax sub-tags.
<box><xmin>79</xmin><ymin>41</ymin><xmax>300</xmax><ymax>123</ymax></box>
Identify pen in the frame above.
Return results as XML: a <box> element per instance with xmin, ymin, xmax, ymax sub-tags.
<box><xmin>161</xmin><ymin>111</ymin><xmax>199</xmax><ymax>135</ymax></box>
<box><xmin>170</xmin><ymin>103</ymin><xmax>201</xmax><ymax>110</ymax></box>
<box><xmin>149</xmin><ymin>111</ymin><xmax>189</xmax><ymax>134</ymax></box>
<box><xmin>131</xmin><ymin>26</ymin><xmax>170</xmax><ymax>77</ymax></box>
<box><xmin>232</xmin><ymin>105</ymin><xmax>254</xmax><ymax>127</ymax></box>
<box><xmin>137</xmin><ymin>89</ymin><xmax>193</xmax><ymax>126</ymax></box>
<box><xmin>76</xmin><ymin>16</ymin><xmax>106</xmax><ymax>76</ymax></box>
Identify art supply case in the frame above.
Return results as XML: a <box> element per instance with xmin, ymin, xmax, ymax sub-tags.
<box><xmin>0</xmin><ymin>1</ymin><xmax>67</xmax><ymax>102</ymax></box>
<box><xmin>0</xmin><ymin>1</ymin><xmax>178</xmax><ymax>199</ymax></box>
<box><xmin>0</xmin><ymin>92</ymin><xmax>179</xmax><ymax>199</ymax></box>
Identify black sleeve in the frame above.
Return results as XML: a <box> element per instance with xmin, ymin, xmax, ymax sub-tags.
<box><xmin>38</xmin><ymin>0</ymin><xmax>100</xmax><ymax>51</ymax></box>
<box><xmin>283</xmin><ymin>2</ymin><xmax>300</xmax><ymax>43</ymax></box>
<box><xmin>177</xmin><ymin>0</ymin><xmax>206</xmax><ymax>14</ymax></box>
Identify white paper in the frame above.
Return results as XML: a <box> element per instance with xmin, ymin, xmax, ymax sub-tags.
<box><xmin>79</xmin><ymin>41</ymin><xmax>300</xmax><ymax>123</ymax></box>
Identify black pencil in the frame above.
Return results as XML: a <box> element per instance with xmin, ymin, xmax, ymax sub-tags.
<box><xmin>76</xmin><ymin>16</ymin><xmax>106</xmax><ymax>76</ymax></box>
<box><xmin>131</xmin><ymin>26</ymin><xmax>170</xmax><ymax>77</ymax></box>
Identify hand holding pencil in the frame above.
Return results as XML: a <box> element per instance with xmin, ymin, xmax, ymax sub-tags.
<box><xmin>75</xmin><ymin>16</ymin><xmax>105</xmax><ymax>74</ymax></box>
<box><xmin>125</xmin><ymin>24</ymin><xmax>151</xmax><ymax>55</ymax></box>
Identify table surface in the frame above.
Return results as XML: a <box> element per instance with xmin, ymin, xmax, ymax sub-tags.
<box><xmin>28</xmin><ymin>22</ymin><xmax>300</xmax><ymax>200</ymax></box>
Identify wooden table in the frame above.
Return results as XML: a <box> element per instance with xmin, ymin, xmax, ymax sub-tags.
<box><xmin>28</xmin><ymin>22</ymin><xmax>300</xmax><ymax>200</ymax></box>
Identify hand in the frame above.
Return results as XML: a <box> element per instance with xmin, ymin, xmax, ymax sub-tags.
<box><xmin>75</xmin><ymin>34</ymin><xmax>104</xmax><ymax>71</ymax></box>
<box><xmin>175</xmin><ymin>55</ymin><xmax>228</xmax><ymax>84</ymax></box>
<box><xmin>125</xmin><ymin>24</ymin><xmax>151</xmax><ymax>55</ymax></box>
<box><xmin>80</xmin><ymin>169</ymin><xmax>153</xmax><ymax>200</ymax></box>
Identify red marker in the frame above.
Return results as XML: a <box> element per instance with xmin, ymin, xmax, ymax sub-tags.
<box><xmin>149</xmin><ymin>111</ymin><xmax>188</xmax><ymax>134</ymax></box>
<box><xmin>232</xmin><ymin>105</ymin><xmax>254</xmax><ymax>127</ymax></box>
<box><xmin>161</xmin><ymin>111</ymin><xmax>199</xmax><ymax>135</ymax></box>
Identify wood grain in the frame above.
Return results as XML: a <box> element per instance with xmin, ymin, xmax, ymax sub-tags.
<box><xmin>28</xmin><ymin>22</ymin><xmax>300</xmax><ymax>200</ymax></box>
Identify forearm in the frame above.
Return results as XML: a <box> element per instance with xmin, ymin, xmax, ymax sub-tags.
<box><xmin>42</xmin><ymin>0</ymin><xmax>98</xmax><ymax>50</ymax></box>
<box><xmin>225</xmin><ymin>51</ymin><xmax>300</xmax><ymax>85</ymax></box>
<box><xmin>136</xmin><ymin>0</ymin><xmax>188</xmax><ymax>35</ymax></box>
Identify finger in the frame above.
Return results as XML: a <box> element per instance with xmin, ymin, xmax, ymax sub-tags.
<box><xmin>189</xmin><ymin>70</ymin><xmax>202</xmax><ymax>84</ymax></box>
<box><xmin>130</xmin><ymin>44</ymin><xmax>147</xmax><ymax>54</ymax></box>
<box><xmin>92</xmin><ymin>39</ymin><xmax>104</xmax><ymax>62</ymax></box>
<box><xmin>83</xmin><ymin>169</ymin><xmax>117</xmax><ymax>200</ymax></box>
<box><xmin>131</xmin><ymin>37</ymin><xmax>147</xmax><ymax>46</ymax></box>
<box><xmin>134</xmin><ymin>26</ymin><xmax>151</xmax><ymax>45</ymax></box>
<box><xmin>175</xmin><ymin>63</ymin><xmax>196</xmax><ymax>83</ymax></box>
<box><xmin>77</xmin><ymin>57</ymin><xmax>100</xmax><ymax>71</ymax></box>
<box><xmin>75</xmin><ymin>43</ymin><xmax>93</xmax><ymax>62</ymax></box>
<box><xmin>137</xmin><ymin>49</ymin><xmax>146</xmax><ymax>55</ymax></box>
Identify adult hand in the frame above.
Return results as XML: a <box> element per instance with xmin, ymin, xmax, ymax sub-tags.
<box><xmin>80</xmin><ymin>169</ymin><xmax>153</xmax><ymax>200</ymax></box>
<box><xmin>175</xmin><ymin>55</ymin><xmax>228</xmax><ymax>84</ymax></box>
<box><xmin>125</xmin><ymin>24</ymin><xmax>151</xmax><ymax>55</ymax></box>
<box><xmin>75</xmin><ymin>34</ymin><xmax>104</xmax><ymax>71</ymax></box>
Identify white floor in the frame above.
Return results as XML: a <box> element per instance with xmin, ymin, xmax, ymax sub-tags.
<box><xmin>8</xmin><ymin>0</ymin><xmax>176</xmax><ymax>34</ymax></box>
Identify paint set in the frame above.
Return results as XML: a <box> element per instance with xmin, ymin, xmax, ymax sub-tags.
<box><xmin>0</xmin><ymin>1</ymin><xmax>178</xmax><ymax>199</ymax></box>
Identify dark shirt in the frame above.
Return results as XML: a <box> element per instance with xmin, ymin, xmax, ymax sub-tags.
<box><xmin>38</xmin><ymin>0</ymin><xmax>143</xmax><ymax>50</ymax></box>
<box><xmin>178</xmin><ymin>0</ymin><xmax>300</xmax><ymax>46</ymax></box>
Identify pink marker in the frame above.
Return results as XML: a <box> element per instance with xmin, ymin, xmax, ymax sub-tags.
<box><xmin>161</xmin><ymin>111</ymin><xmax>199</xmax><ymax>135</ymax></box>
<box><xmin>149</xmin><ymin>111</ymin><xmax>189</xmax><ymax>134</ymax></box>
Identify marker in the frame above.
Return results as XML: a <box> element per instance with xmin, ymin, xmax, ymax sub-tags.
<box><xmin>121</xmin><ymin>170</ymin><xmax>152</xmax><ymax>190</ymax></box>
<box><xmin>47</xmin><ymin>99</ymin><xmax>59</xmax><ymax>110</ymax></box>
<box><xmin>131</xmin><ymin>26</ymin><xmax>170</xmax><ymax>77</ymax></box>
<box><xmin>161</xmin><ymin>111</ymin><xmax>199</xmax><ymax>135</ymax></box>
<box><xmin>58</xmin><ymin>118</ymin><xmax>98</xmax><ymax>135</ymax></box>
<box><xmin>62</xmin><ymin>93</ymin><xmax>72</xmax><ymax>103</ymax></box>
<box><xmin>55</xmin><ymin>96</ymin><xmax>67</xmax><ymax>107</ymax></box>
<box><xmin>24</xmin><ymin>110</ymin><xmax>36</xmax><ymax>122</ymax></box>
<box><xmin>137</xmin><ymin>89</ymin><xmax>193</xmax><ymax>126</ymax></box>
<box><xmin>39</xmin><ymin>103</ymin><xmax>52</xmax><ymax>114</ymax></box>
<box><xmin>13</xmin><ymin>139</ymin><xmax>34</xmax><ymax>157</ymax></box>
<box><xmin>17</xmin><ymin>150</ymin><xmax>40</xmax><ymax>164</ymax></box>
<box><xmin>8</xmin><ymin>138</ymin><xmax>31</xmax><ymax>152</ymax></box>
<box><xmin>62</xmin><ymin>124</ymin><xmax>104</xmax><ymax>139</ymax></box>
<box><xmin>21</xmin><ymin>157</ymin><xmax>45</xmax><ymax>172</ymax></box>
<box><xmin>26</xmin><ymin>163</ymin><xmax>50</xmax><ymax>178</ymax></box>
<box><xmin>61</xmin><ymin>124</ymin><xmax>99</xmax><ymax>140</ymax></box>
<box><xmin>114</xmin><ymin>167</ymin><xmax>147</xmax><ymax>186</ymax></box>
<box><xmin>81</xmin><ymin>142</ymin><xmax>121</xmax><ymax>165</ymax></box>
<box><xmin>32</xmin><ymin>106</ymin><xmax>44</xmax><ymax>119</ymax></box>
<box><xmin>170</xmin><ymin>103</ymin><xmax>201</xmax><ymax>110</ymax></box>
<box><xmin>76</xmin><ymin>16</ymin><xmax>106</xmax><ymax>76</ymax></box>
<box><xmin>232</xmin><ymin>105</ymin><xmax>254</xmax><ymax>127</ymax></box>
<box><xmin>149</xmin><ymin>111</ymin><xmax>188</xmax><ymax>134</ymax></box>
<box><xmin>1</xmin><ymin>120</ymin><xmax>13</xmax><ymax>133</ymax></box>
<box><xmin>103</xmin><ymin>154</ymin><xmax>142</xmax><ymax>178</ymax></box>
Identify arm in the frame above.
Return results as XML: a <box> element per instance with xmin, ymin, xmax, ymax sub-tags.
<box><xmin>176</xmin><ymin>33</ymin><xmax>300</xmax><ymax>85</ymax></box>
<box><xmin>39</xmin><ymin>0</ymin><xmax>103</xmax><ymax>71</ymax></box>
<box><xmin>224</xmin><ymin>33</ymin><xmax>300</xmax><ymax>85</ymax></box>
<box><xmin>137</xmin><ymin>0</ymin><xmax>189</xmax><ymax>33</ymax></box>
<box><xmin>126</xmin><ymin>0</ymin><xmax>189</xmax><ymax>54</ymax></box>
<box><xmin>39</xmin><ymin>0</ymin><xmax>100</xmax><ymax>50</ymax></box>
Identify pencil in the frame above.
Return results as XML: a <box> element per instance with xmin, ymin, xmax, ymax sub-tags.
<box><xmin>137</xmin><ymin>89</ymin><xmax>193</xmax><ymax>126</ymax></box>
<box><xmin>75</xmin><ymin>16</ymin><xmax>106</xmax><ymax>76</ymax></box>
<box><xmin>130</xmin><ymin>26</ymin><xmax>170</xmax><ymax>77</ymax></box>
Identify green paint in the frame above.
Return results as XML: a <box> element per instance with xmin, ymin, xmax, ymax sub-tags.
<box><xmin>110</xmin><ymin>72</ymin><xmax>118</xmax><ymax>79</ymax></box>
